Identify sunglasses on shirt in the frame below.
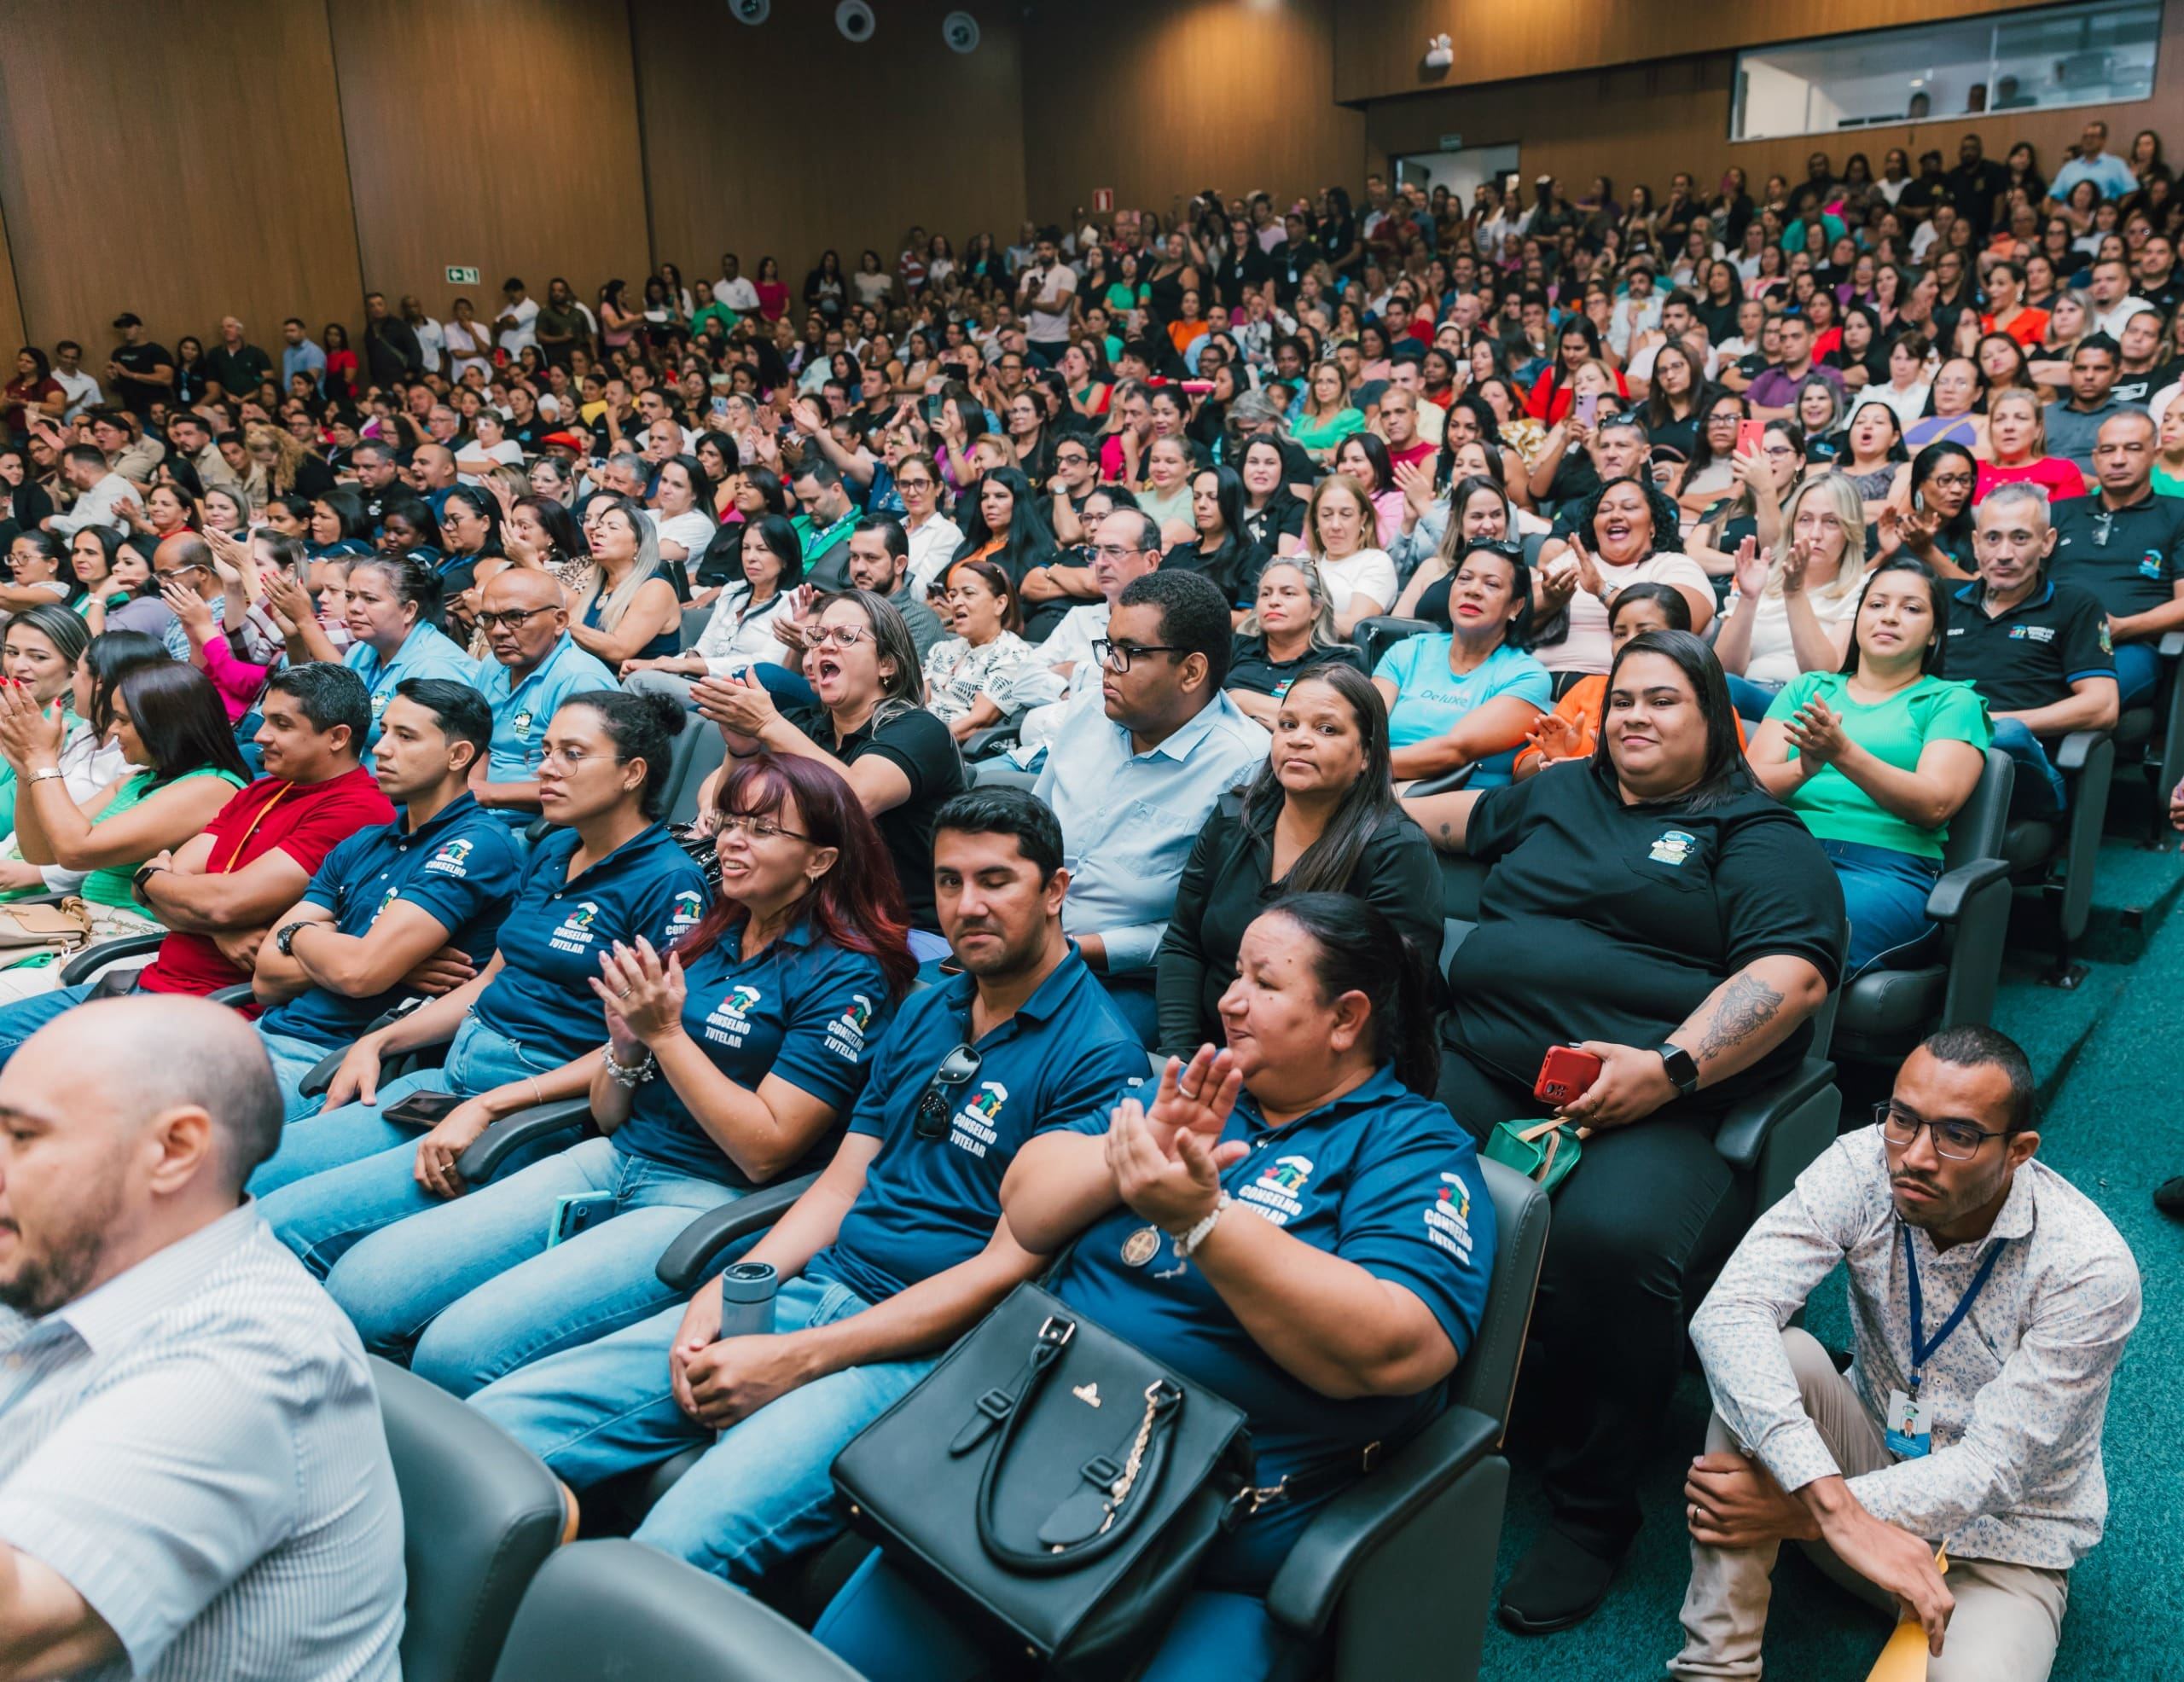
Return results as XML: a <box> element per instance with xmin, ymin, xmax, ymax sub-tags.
<box><xmin>914</xmin><ymin>1043</ymin><xmax>983</xmax><ymax>1140</ymax></box>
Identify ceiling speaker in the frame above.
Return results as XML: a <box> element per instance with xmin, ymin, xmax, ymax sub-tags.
<box><xmin>727</xmin><ymin>0</ymin><xmax>769</xmax><ymax>23</ymax></box>
<box><xmin>942</xmin><ymin>9</ymin><xmax>979</xmax><ymax>52</ymax></box>
<box><xmin>836</xmin><ymin>0</ymin><xmax>875</xmax><ymax>41</ymax></box>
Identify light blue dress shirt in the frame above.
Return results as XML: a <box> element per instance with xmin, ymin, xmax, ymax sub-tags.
<box><xmin>1032</xmin><ymin>684</ymin><xmax>1268</xmax><ymax>972</ymax></box>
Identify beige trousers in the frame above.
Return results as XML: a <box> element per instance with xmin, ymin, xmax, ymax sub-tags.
<box><xmin>1667</xmin><ymin>1327</ymin><xmax>2069</xmax><ymax>1681</ymax></box>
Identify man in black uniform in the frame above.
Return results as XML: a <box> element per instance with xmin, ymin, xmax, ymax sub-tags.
<box><xmin>1943</xmin><ymin>484</ymin><xmax>2119</xmax><ymax>818</ymax></box>
<box><xmin>2049</xmin><ymin>410</ymin><xmax>2184</xmax><ymax>710</ymax></box>
<box><xmin>106</xmin><ymin>314</ymin><xmax>174</xmax><ymax>420</ymax></box>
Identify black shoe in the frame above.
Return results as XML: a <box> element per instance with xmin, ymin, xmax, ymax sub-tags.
<box><xmin>2156</xmin><ymin>1175</ymin><xmax>2184</xmax><ymax>1217</ymax></box>
<box><xmin>1496</xmin><ymin>1526</ymin><xmax>1628</xmax><ymax>1634</ymax></box>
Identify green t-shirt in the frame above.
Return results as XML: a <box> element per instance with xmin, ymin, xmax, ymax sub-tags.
<box><xmin>1766</xmin><ymin>670</ymin><xmax>1991</xmax><ymax>859</ymax></box>
<box><xmin>692</xmin><ymin>300</ymin><xmax>739</xmax><ymax>339</ymax></box>
<box><xmin>75</xmin><ymin>766</ymin><xmax>247</xmax><ymax>909</ymax></box>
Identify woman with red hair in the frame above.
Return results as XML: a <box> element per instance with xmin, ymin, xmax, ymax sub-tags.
<box><xmin>309</xmin><ymin>751</ymin><xmax>917</xmax><ymax>1398</ymax></box>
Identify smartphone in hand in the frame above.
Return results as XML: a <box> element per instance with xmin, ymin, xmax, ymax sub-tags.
<box><xmin>1735</xmin><ymin>419</ymin><xmax>1767</xmax><ymax>458</ymax></box>
<box><xmin>1533</xmin><ymin>1045</ymin><xmax>1604</xmax><ymax>1108</ymax></box>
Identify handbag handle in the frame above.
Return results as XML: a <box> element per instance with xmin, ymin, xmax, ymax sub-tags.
<box><xmin>973</xmin><ymin>1318</ymin><xmax>1185</xmax><ymax>1576</ymax></box>
<box><xmin>1513</xmin><ymin>1119</ymin><xmax>1563</xmax><ymax>1144</ymax></box>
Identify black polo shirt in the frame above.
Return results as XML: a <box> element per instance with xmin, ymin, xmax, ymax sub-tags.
<box><xmin>782</xmin><ymin>702</ymin><xmax>966</xmax><ymax>928</ymax></box>
<box><xmin>1224</xmin><ymin>635</ymin><xmax>1364</xmax><ymax>698</ymax></box>
<box><xmin>2050</xmin><ymin>493</ymin><xmax>2184</xmax><ymax>618</ymax></box>
<box><xmin>1445</xmin><ymin>763</ymin><xmax>1844</xmax><ymax>1102</ymax></box>
<box><xmin>1943</xmin><ymin>579</ymin><xmax>2115</xmax><ymax>715</ymax></box>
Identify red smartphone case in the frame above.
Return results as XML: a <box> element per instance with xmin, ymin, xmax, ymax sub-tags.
<box><xmin>1534</xmin><ymin>1046</ymin><xmax>1604</xmax><ymax>1107</ymax></box>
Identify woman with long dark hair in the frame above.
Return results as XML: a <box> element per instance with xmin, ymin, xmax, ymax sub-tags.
<box><xmin>1409</xmin><ymin>626</ymin><xmax>1841</xmax><ymax>1629</ymax></box>
<box><xmin>947</xmin><ymin>465</ymin><xmax>1062</xmax><ymax>638</ymax></box>
<box><xmin>1157</xmin><ymin>662</ymin><xmax>1438</xmax><ymax>1050</ymax></box>
<box><xmin>1373</xmin><ymin>540</ymin><xmax>1549</xmax><ymax>783</ymax></box>
<box><xmin>1882</xmin><ymin>439</ymin><xmax>1979</xmax><ymax>580</ymax></box>
<box><xmin>305</xmin><ymin>751</ymin><xmax>913</xmax><ymax>1397</ymax></box>
<box><xmin>631</xmin><ymin>513</ymin><xmax>802</xmax><ymax>699</ymax></box>
<box><xmin>1170</xmin><ymin>465</ymin><xmax>1263</xmax><ymax>613</ymax></box>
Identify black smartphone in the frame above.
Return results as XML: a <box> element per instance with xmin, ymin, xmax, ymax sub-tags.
<box><xmin>382</xmin><ymin>1090</ymin><xmax>465</xmax><ymax>1128</ymax></box>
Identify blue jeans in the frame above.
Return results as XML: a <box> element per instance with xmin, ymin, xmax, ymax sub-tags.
<box><xmin>2114</xmin><ymin>641</ymin><xmax>2159</xmax><ymax>710</ymax></box>
<box><xmin>813</xmin><ymin>1504</ymin><xmax>1317</xmax><ymax>1682</ymax></box>
<box><xmin>0</xmin><ymin>981</ymin><xmax>96</xmax><ymax>1069</ymax></box>
<box><xmin>468</xmin><ymin>1273</ymin><xmax>935</xmax><ymax>1586</ymax></box>
<box><xmin>1725</xmin><ymin>674</ymin><xmax>1783</xmax><ymax>728</ymax></box>
<box><xmin>254</xmin><ymin>1013</ymin><xmax>566</xmax><ymax>1267</ymax></box>
<box><xmin>1989</xmin><ymin>718</ymin><xmax>2067</xmax><ymax>819</ymax></box>
<box><xmin>1821</xmin><ymin>838</ymin><xmax>1943</xmax><ymax>978</ymax></box>
<box><xmin>1099</xmin><ymin>971</ymin><xmax>1161</xmax><ymax>1050</ymax></box>
<box><xmin>254</xmin><ymin>1025</ymin><xmax>348</xmax><ymax>1123</ymax></box>
<box><xmin>322</xmin><ymin>1134</ymin><xmax>742</xmax><ymax>1394</ymax></box>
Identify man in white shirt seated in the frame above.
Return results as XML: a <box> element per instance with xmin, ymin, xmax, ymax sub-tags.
<box><xmin>43</xmin><ymin>443</ymin><xmax>141</xmax><ymax>537</ymax></box>
<box><xmin>0</xmin><ymin>995</ymin><xmax>406</xmax><ymax>1681</ymax></box>
<box><xmin>1670</xmin><ymin>1026</ymin><xmax>2140</xmax><ymax>1682</ymax></box>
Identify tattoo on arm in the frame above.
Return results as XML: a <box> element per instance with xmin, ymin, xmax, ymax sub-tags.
<box><xmin>1695</xmin><ymin>971</ymin><xmax>1786</xmax><ymax>1064</ymax></box>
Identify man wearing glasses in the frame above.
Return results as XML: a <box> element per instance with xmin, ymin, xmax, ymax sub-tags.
<box><xmin>1670</xmin><ymin>1026</ymin><xmax>2139</xmax><ymax>1682</ymax></box>
<box><xmin>470</xmin><ymin>786</ymin><xmax>1148</xmax><ymax>1588</ymax></box>
<box><xmin>469</xmin><ymin>567</ymin><xmax>619</xmax><ymax>823</ymax></box>
<box><xmin>1003</xmin><ymin>508</ymin><xmax>1165</xmax><ymax>750</ymax></box>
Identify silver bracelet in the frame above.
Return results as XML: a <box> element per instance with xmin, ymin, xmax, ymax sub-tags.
<box><xmin>604</xmin><ymin>1046</ymin><xmax>656</xmax><ymax>1089</ymax></box>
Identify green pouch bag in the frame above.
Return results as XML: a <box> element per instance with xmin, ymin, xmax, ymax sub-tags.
<box><xmin>1483</xmin><ymin>1117</ymin><xmax>1583</xmax><ymax>1195</ymax></box>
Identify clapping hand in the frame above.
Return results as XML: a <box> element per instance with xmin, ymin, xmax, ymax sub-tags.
<box><xmin>1731</xmin><ymin>536</ymin><xmax>1769</xmax><ymax>600</ymax></box>
<box><xmin>1777</xmin><ymin>537</ymin><xmax>1812</xmax><ymax>594</ymax></box>
<box><xmin>1106</xmin><ymin>1081</ymin><xmax>1246</xmax><ymax>1235</ymax></box>
<box><xmin>1782</xmin><ymin>697</ymin><xmax>1850</xmax><ymax>768</ymax></box>
<box><xmin>1525</xmin><ymin>706</ymin><xmax>1589</xmax><ymax>766</ymax></box>
<box><xmin>1136</xmin><ymin>1044</ymin><xmax>1243</xmax><ymax>1159</ymax></box>
<box><xmin>588</xmin><ymin>938</ymin><xmax>687</xmax><ymax>1045</ymax></box>
<box><xmin>0</xmin><ymin>682</ymin><xmax>67</xmax><ymax>769</ymax></box>
<box><xmin>1393</xmin><ymin>455</ymin><xmax>1437</xmax><ymax>520</ymax></box>
<box><xmin>1564</xmin><ymin>531</ymin><xmax>1606</xmax><ymax>600</ymax></box>
<box><xmin>260</xmin><ymin>566</ymin><xmax>316</xmax><ymax>630</ymax></box>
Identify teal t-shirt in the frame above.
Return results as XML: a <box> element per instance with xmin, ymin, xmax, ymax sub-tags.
<box><xmin>1766</xmin><ymin>670</ymin><xmax>1991</xmax><ymax>859</ymax></box>
<box><xmin>1373</xmin><ymin>637</ymin><xmax>1552</xmax><ymax>786</ymax></box>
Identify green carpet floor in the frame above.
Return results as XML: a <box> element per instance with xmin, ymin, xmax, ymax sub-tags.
<box><xmin>1477</xmin><ymin>815</ymin><xmax>2184</xmax><ymax>1682</ymax></box>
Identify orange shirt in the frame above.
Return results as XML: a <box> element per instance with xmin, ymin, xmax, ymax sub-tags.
<box><xmin>1982</xmin><ymin>308</ymin><xmax>2049</xmax><ymax>349</ymax></box>
<box><xmin>1513</xmin><ymin>672</ymin><xmax>1746</xmax><ymax>774</ymax></box>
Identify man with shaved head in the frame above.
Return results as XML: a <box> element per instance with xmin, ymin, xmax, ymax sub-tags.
<box><xmin>471</xmin><ymin>564</ymin><xmax>619</xmax><ymax>822</ymax></box>
<box><xmin>0</xmin><ymin>996</ymin><xmax>405</xmax><ymax>1680</ymax></box>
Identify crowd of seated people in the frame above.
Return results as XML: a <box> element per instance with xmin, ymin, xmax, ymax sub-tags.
<box><xmin>0</xmin><ymin>107</ymin><xmax>2175</xmax><ymax>1682</ymax></box>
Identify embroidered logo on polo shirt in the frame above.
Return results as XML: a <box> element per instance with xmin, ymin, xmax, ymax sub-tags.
<box><xmin>511</xmin><ymin>709</ymin><xmax>536</xmax><ymax>739</ymax></box>
<box><xmin>665</xmin><ymin>890</ymin><xmax>706</xmax><ymax>939</ymax></box>
<box><xmin>824</xmin><ymin>993</ymin><xmax>874</xmax><ymax>1061</ymax></box>
<box><xmin>424</xmin><ymin>838</ymin><xmax>473</xmax><ymax>876</ymax></box>
<box><xmin>2141</xmin><ymin>551</ymin><xmax>2167</xmax><ymax>580</ymax></box>
<box><xmin>704</xmin><ymin>983</ymin><xmax>763</xmax><ymax>1047</ymax></box>
<box><xmin>371</xmin><ymin>886</ymin><xmax>399</xmax><ymax>924</ymax></box>
<box><xmin>549</xmin><ymin>901</ymin><xmax>601</xmax><ymax>954</ymax></box>
<box><xmin>1240</xmin><ymin>1154</ymin><xmax>1314</xmax><ymax>1226</ymax></box>
<box><xmin>948</xmin><ymin>1081</ymin><xmax>1009</xmax><ymax>1157</ymax></box>
<box><xmin>1425</xmin><ymin>1171</ymin><xmax>1476</xmax><ymax>1262</ymax></box>
<box><xmin>1649</xmin><ymin>829</ymin><xmax>1696</xmax><ymax>866</ymax></box>
<box><xmin>2007</xmin><ymin>625</ymin><xmax>2056</xmax><ymax>643</ymax></box>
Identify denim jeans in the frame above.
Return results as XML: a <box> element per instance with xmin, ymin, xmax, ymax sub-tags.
<box><xmin>323</xmin><ymin>1134</ymin><xmax>743</xmax><ymax>1395</ymax></box>
<box><xmin>1989</xmin><ymin>717</ymin><xmax>2067</xmax><ymax>819</ymax></box>
<box><xmin>1724</xmin><ymin>674</ymin><xmax>1784</xmax><ymax>728</ymax></box>
<box><xmin>468</xmin><ymin>1273</ymin><xmax>935</xmax><ymax>1586</ymax></box>
<box><xmin>254</xmin><ymin>1025</ymin><xmax>349</xmax><ymax>1123</ymax></box>
<box><xmin>254</xmin><ymin>1013</ymin><xmax>566</xmax><ymax>1269</ymax></box>
<box><xmin>1821</xmin><ymin>838</ymin><xmax>1943</xmax><ymax>978</ymax></box>
<box><xmin>0</xmin><ymin>981</ymin><xmax>96</xmax><ymax>1070</ymax></box>
<box><xmin>2114</xmin><ymin>640</ymin><xmax>2158</xmax><ymax>710</ymax></box>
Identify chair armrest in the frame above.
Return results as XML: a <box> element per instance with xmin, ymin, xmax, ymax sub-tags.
<box><xmin>654</xmin><ymin>1173</ymin><xmax>820</xmax><ymax>1291</ymax></box>
<box><xmin>2157</xmin><ymin>629</ymin><xmax>2183</xmax><ymax>658</ymax></box>
<box><xmin>1713</xmin><ymin>1055</ymin><xmax>1838</xmax><ymax>1170</ymax></box>
<box><xmin>295</xmin><ymin>1002</ymin><xmax>435</xmax><ymax>1099</ymax></box>
<box><xmin>456</xmin><ymin>1098</ymin><xmax>595</xmax><ymax>1182</ymax></box>
<box><xmin>206</xmin><ymin>983</ymin><xmax>258</xmax><ymax>1007</ymax></box>
<box><xmin>1925</xmin><ymin>857</ymin><xmax>2011</xmax><ymax>924</ymax></box>
<box><xmin>2053</xmin><ymin>729</ymin><xmax>2105</xmax><ymax>773</ymax></box>
<box><xmin>1403</xmin><ymin>762</ymin><xmax>1477</xmax><ymax>800</ymax></box>
<box><xmin>1263</xmin><ymin>1405</ymin><xmax>1501</xmax><ymax>1638</ymax></box>
<box><xmin>56</xmin><ymin>931</ymin><xmax>166</xmax><ymax>988</ymax></box>
<box><xmin>963</xmin><ymin>722</ymin><xmax>1021</xmax><ymax>761</ymax></box>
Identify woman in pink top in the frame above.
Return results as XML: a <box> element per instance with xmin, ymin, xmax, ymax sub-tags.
<box><xmin>1974</xmin><ymin>389</ymin><xmax>2088</xmax><ymax>505</ymax></box>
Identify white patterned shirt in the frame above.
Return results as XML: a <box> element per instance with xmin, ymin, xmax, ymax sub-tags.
<box><xmin>1691</xmin><ymin>1128</ymin><xmax>2140</xmax><ymax>1569</ymax></box>
<box><xmin>0</xmin><ymin>1204</ymin><xmax>406</xmax><ymax>1680</ymax></box>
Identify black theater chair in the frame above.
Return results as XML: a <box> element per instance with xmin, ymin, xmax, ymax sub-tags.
<box><xmin>2000</xmin><ymin>728</ymin><xmax>2115</xmax><ymax>988</ymax></box>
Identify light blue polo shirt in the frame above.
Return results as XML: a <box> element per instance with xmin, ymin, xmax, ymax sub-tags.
<box><xmin>1372</xmin><ymin>637</ymin><xmax>1552</xmax><ymax>786</ymax></box>
<box><xmin>344</xmin><ymin>621</ymin><xmax>481</xmax><ymax>747</ymax></box>
<box><xmin>477</xmin><ymin>633</ymin><xmax>620</xmax><ymax>805</ymax></box>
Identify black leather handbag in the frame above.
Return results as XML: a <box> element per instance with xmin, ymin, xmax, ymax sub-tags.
<box><xmin>832</xmin><ymin>1281</ymin><xmax>1255</xmax><ymax>1678</ymax></box>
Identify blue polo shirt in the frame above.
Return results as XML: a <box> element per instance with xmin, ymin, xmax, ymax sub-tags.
<box><xmin>256</xmin><ymin>792</ymin><xmax>524</xmax><ymax>1048</ymax></box>
<box><xmin>478</xmin><ymin>633</ymin><xmax>619</xmax><ymax>809</ymax></box>
<box><xmin>1050</xmin><ymin>1064</ymin><xmax>1496</xmax><ymax>1530</ymax></box>
<box><xmin>345</xmin><ymin>621</ymin><xmax>481</xmax><ymax>747</ymax></box>
<box><xmin>804</xmin><ymin>949</ymin><xmax>1147</xmax><ymax>1304</ymax></box>
<box><xmin>1371</xmin><ymin>637</ymin><xmax>1552</xmax><ymax>786</ymax></box>
<box><xmin>614</xmin><ymin>918</ymin><xmax>896</xmax><ymax>1185</ymax></box>
<box><xmin>473</xmin><ymin>824</ymin><xmax>710</xmax><ymax>1058</ymax></box>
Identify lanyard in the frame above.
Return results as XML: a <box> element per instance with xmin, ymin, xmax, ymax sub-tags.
<box><xmin>218</xmin><ymin>782</ymin><xmax>296</xmax><ymax>873</ymax></box>
<box><xmin>1902</xmin><ymin>1222</ymin><xmax>2003</xmax><ymax>1395</ymax></box>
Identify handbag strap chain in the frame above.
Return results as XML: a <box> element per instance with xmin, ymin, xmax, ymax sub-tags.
<box><xmin>1095</xmin><ymin>1381</ymin><xmax>1180</xmax><ymax>1538</ymax></box>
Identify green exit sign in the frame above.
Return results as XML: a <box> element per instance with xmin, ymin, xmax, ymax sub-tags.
<box><xmin>445</xmin><ymin>265</ymin><xmax>480</xmax><ymax>285</ymax></box>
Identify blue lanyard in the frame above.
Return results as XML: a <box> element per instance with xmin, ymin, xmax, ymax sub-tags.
<box><xmin>1902</xmin><ymin>1223</ymin><xmax>2003</xmax><ymax>1394</ymax></box>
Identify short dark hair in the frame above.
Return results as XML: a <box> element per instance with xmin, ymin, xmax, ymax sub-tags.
<box><xmin>392</xmin><ymin>676</ymin><xmax>492</xmax><ymax>759</ymax></box>
<box><xmin>932</xmin><ymin>786</ymin><xmax>1065</xmax><ymax>883</ymax></box>
<box><xmin>350</xmin><ymin>550</ymin><xmax>445</xmax><ymax>627</ymax></box>
<box><xmin>1117</xmin><ymin>568</ymin><xmax>1233</xmax><ymax>688</ymax></box>
<box><xmin>264</xmin><ymin>660</ymin><xmax>372</xmax><ymax>742</ymax></box>
<box><xmin>2072</xmin><ymin>332</ymin><xmax>2121</xmax><ymax>363</ymax></box>
<box><xmin>63</xmin><ymin>443</ymin><xmax>107</xmax><ymax>473</ymax></box>
<box><xmin>794</xmin><ymin>455</ymin><xmax>843</xmax><ymax>491</ymax></box>
<box><xmin>853</xmin><ymin>514</ymin><xmax>908</xmax><ymax>559</ymax></box>
<box><xmin>1920</xmin><ymin>1024</ymin><xmax>2036</xmax><ymax>1134</ymax></box>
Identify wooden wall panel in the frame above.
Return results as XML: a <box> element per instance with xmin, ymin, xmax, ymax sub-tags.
<box><xmin>328</xmin><ymin>0</ymin><xmax>651</xmax><ymax>330</ymax></box>
<box><xmin>0</xmin><ymin>198</ymin><xmax>24</xmax><ymax>367</ymax></box>
<box><xmin>633</xmin><ymin>0</ymin><xmax>1027</xmax><ymax>304</ymax></box>
<box><xmin>1363</xmin><ymin>2</ymin><xmax>2184</xmax><ymax>213</ymax></box>
<box><xmin>1336</xmin><ymin>0</ymin><xmax>2065</xmax><ymax>105</ymax></box>
<box><xmin>0</xmin><ymin>0</ymin><xmax>360</xmax><ymax>368</ymax></box>
<box><xmin>1021</xmin><ymin>0</ymin><xmax>1365</xmax><ymax>225</ymax></box>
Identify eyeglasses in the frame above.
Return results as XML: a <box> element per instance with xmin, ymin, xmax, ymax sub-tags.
<box><xmin>716</xmin><ymin>812</ymin><xmax>810</xmax><ymax>842</ymax></box>
<box><xmin>915</xmin><ymin>1043</ymin><xmax>983</xmax><ymax>1140</ymax></box>
<box><xmin>805</xmin><ymin>624</ymin><xmax>872</xmax><ymax>648</ymax></box>
<box><xmin>1088</xmin><ymin>544</ymin><xmax>1147</xmax><ymax>562</ymax></box>
<box><xmin>1874</xmin><ymin>1102</ymin><xmax>2007</xmax><ymax>1161</ymax></box>
<box><xmin>895</xmin><ymin>476</ymin><xmax>933</xmax><ymax>491</ymax></box>
<box><xmin>476</xmin><ymin>606</ymin><xmax>558</xmax><ymax>629</ymax></box>
<box><xmin>1092</xmin><ymin>638</ymin><xmax>1185</xmax><ymax>672</ymax></box>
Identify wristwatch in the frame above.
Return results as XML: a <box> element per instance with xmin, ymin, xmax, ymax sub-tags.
<box><xmin>131</xmin><ymin>861</ymin><xmax>167</xmax><ymax>896</ymax></box>
<box><xmin>1657</xmin><ymin>1042</ymin><xmax>1701</xmax><ymax>1098</ymax></box>
<box><xmin>275</xmin><ymin>920</ymin><xmax>313</xmax><ymax>958</ymax></box>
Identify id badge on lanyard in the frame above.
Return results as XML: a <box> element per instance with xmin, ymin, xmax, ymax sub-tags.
<box><xmin>1887</xmin><ymin>1223</ymin><xmax>2002</xmax><ymax>1459</ymax></box>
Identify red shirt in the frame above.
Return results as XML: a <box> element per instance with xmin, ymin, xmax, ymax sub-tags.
<box><xmin>1388</xmin><ymin>438</ymin><xmax>1436</xmax><ymax>473</ymax></box>
<box><xmin>139</xmin><ymin>766</ymin><xmax>395</xmax><ymax>1000</ymax></box>
<box><xmin>1974</xmin><ymin>456</ymin><xmax>2088</xmax><ymax>505</ymax></box>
